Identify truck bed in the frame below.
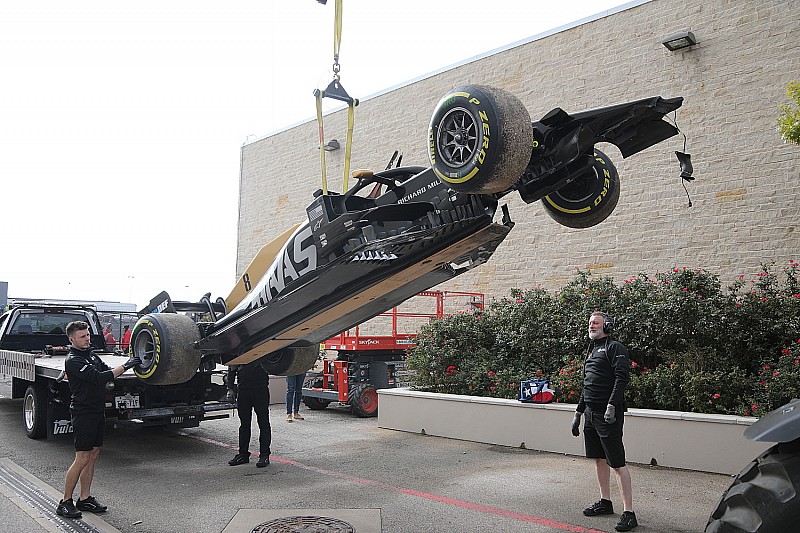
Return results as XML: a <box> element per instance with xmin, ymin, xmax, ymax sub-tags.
<box><xmin>0</xmin><ymin>349</ymin><xmax>133</xmax><ymax>382</ymax></box>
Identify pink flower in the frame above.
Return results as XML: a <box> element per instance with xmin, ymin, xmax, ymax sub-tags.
<box><xmin>774</xmin><ymin>371</ymin><xmax>780</xmax><ymax>377</ymax></box>
<box><xmin>487</xmin><ymin>371</ymin><xmax>495</xmax><ymax>377</ymax></box>
<box><xmin>713</xmin><ymin>393</ymin><xmax>721</xmax><ymax>399</ymax></box>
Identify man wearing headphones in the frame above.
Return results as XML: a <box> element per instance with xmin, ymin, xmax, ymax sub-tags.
<box><xmin>571</xmin><ymin>311</ymin><xmax>637</xmax><ymax>532</ymax></box>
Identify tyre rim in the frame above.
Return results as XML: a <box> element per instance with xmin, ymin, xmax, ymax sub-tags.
<box><xmin>23</xmin><ymin>393</ymin><xmax>35</xmax><ymax>430</ymax></box>
<box><xmin>437</xmin><ymin>107</ymin><xmax>478</xmax><ymax>168</ymax></box>
<box><xmin>359</xmin><ymin>388</ymin><xmax>378</xmax><ymax>413</ymax></box>
<box><xmin>133</xmin><ymin>330</ymin><xmax>157</xmax><ymax>372</ymax></box>
<box><xmin>552</xmin><ymin>167</ymin><xmax>600</xmax><ymax>204</ymax></box>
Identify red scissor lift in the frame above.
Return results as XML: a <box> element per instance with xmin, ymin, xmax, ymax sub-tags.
<box><xmin>302</xmin><ymin>290</ymin><xmax>484</xmax><ymax>417</ymax></box>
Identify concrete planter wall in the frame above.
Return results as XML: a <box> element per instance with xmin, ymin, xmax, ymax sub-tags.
<box><xmin>269</xmin><ymin>375</ymin><xmax>287</xmax><ymax>405</ymax></box>
<box><xmin>378</xmin><ymin>388</ymin><xmax>770</xmax><ymax>475</ymax></box>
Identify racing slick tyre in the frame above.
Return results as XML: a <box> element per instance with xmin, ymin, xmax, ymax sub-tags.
<box><xmin>302</xmin><ymin>376</ymin><xmax>331</xmax><ymax>410</ymax></box>
<box><xmin>23</xmin><ymin>383</ymin><xmax>48</xmax><ymax>439</ymax></box>
<box><xmin>350</xmin><ymin>383</ymin><xmax>379</xmax><ymax>418</ymax></box>
<box><xmin>541</xmin><ymin>149</ymin><xmax>620</xmax><ymax>229</ymax></box>
<box><xmin>705</xmin><ymin>438</ymin><xmax>800</xmax><ymax>532</ymax></box>
<box><xmin>428</xmin><ymin>85</ymin><xmax>532</xmax><ymax>194</ymax></box>
<box><xmin>131</xmin><ymin>313</ymin><xmax>202</xmax><ymax>386</ymax></box>
<box><xmin>261</xmin><ymin>345</ymin><xmax>319</xmax><ymax>376</ymax></box>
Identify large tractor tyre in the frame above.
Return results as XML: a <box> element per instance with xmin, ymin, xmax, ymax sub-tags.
<box><xmin>23</xmin><ymin>383</ymin><xmax>48</xmax><ymax>439</ymax></box>
<box><xmin>541</xmin><ymin>149</ymin><xmax>620</xmax><ymax>229</ymax></box>
<box><xmin>706</xmin><ymin>438</ymin><xmax>800</xmax><ymax>532</ymax></box>
<box><xmin>131</xmin><ymin>313</ymin><xmax>202</xmax><ymax>386</ymax></box>
<box><xmin>302</xmin><ymin>376</ymin><xmax>331</xmax><ymax>410</ymax></box>
<box><xmin>350</xmin><ymin>384</ymin><xmax>379</xmax><ymax>418</ymax></box>
<box><xmin>428</xmin><ymin>85</ymin><xmax>532</xmax><ymax>194</ymax></box>
<box><xmin>261</xmin><ymin>345</ymin><xmax>319</xmax><ymax>376</ymax></box>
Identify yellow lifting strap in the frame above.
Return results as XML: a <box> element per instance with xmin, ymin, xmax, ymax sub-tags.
<box><xmin>314</xmin><ymin>0</ymin><xmax>357</xmax><ymax>196</ymax></box>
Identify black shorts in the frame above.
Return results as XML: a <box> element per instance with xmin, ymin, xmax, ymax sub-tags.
<box><xmin>583</xmin><ymin>404</ymin><xmax>626</xmax><ymax>468</ymax></box>
<box><xmin>71</xmin><ymin>412</ymin><xmax>105</xmax><ymax>451</ymax></box>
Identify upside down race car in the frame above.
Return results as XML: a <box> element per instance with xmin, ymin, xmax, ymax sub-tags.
<box><xmin>130</xmin><ymin>85</ymin><xmax>684</xmax><ymax>385</ymax></box>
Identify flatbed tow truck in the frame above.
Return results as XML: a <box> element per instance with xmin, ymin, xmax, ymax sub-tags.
<box><xmin>302</xmin><ymin>290</ymin><xmax>484</xmax><ymax>416</ymax></box>
<box><xmin>0</xmin><ymin>302</ymin><xmax>234</xmax><ymax>439</ymax></box>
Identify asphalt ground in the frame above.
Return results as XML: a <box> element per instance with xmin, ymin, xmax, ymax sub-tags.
<box><xmin>0</xmin><ymin>377</ymin><xmax>734</xmax><ymax>533</ymax></box>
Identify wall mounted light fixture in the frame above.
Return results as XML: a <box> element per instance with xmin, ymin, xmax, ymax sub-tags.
<box><xmin>662</xmin><ymin>31</ymin><xmax>697</xmax><ymax>51</ymax></box>
<box><xmin>323</xmin><ymin>139</ymin><xmax>340</xmax><ymax>151</ymax></box>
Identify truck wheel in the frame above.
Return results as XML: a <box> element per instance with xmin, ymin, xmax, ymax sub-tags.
<box><xmin>131</xmin><ymin>313</ymin><xmax>201</xmax><ymax>386</ymax></box>
<box><xmin>706</xmin><ymin>439</ymin><xmax>800</xmax><ymax>532</ymax></box>
<box><xmin>541</xmin><ymin>149</ymin><xmax>620</xmax><ymax>228</ymax></box>
<box><xmin>350</xmin><ymin>384</ymin><xmax>378</xmax><ymax>418</ymax></box>
<box><xmin>302</xmin><ymin>376</ymin><xmax>331</xmax><ymax>410</ymax></box>
<box><xmin>261</xmin><ymin>345</ymin><xmax>319</xmax><ymax>376</ymax></box>
<box><xmin>428</xmin><ymin>85</ymin><xmax>532</xmax><ymax>194</ymax></box>
<box><xmin>23</xmin><ymin>383</ymin><xmax>48</xmax><ymax>439</ymax></box>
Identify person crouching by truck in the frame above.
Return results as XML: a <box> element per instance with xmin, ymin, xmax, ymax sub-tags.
<box><xmin>57</xmin><ymin>321</ymin><xmax>141</xmax><ymax>519</ymax></box>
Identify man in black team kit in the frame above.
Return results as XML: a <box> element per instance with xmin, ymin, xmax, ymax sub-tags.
<box><xmin>56</xmin><ymin>321</ymin><xmax>141</xmax><ymax>519</ymax></box>
<box><xmin>225</xmin><ymin>360</ymin><xmax>272</xmax><ymax>467</ymax></box>
<box><xmin>571</xmin><ymin>311</ymin><xmax>637</xmax><ymax>532</ymax></box>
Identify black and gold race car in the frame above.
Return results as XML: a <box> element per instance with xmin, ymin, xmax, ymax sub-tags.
<box><xmin>130</xmin><ymin>85</ymin><xmax>684</xmax><ymax>385</ymax></box>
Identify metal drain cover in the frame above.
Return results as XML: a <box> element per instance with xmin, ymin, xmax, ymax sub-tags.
<box><xmin>224</xmin><ymin>509</ymin><xmax>381</xmax><ymax>533</ymax></box>
<box><xmin>252</xmin><ymin>515</ymin><xmax>355</xmax><ymax>532</ymax></box>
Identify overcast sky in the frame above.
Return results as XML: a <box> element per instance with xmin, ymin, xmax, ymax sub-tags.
<box><xmin>1</xmin><ymin>0</ymin><xmax>628</xmax><ymax>308</ymax></box>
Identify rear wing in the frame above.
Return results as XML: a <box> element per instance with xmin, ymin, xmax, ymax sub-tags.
<box><xmin>138</xmin><ymin>291</ymin><xmax>226</xmax><ymax>319</ymax></box>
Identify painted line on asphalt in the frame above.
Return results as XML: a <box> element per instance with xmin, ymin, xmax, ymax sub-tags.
<box><xmin>0</xmin><ymin>458</ymin><xmax>119</xmax><ymax>533</ymax></box>
<box><xmin>179</xmin><ymin>432</ymin><xmax>606</xmax><ymax>533</ymax></box>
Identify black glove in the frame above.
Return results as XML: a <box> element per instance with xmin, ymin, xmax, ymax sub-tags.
<box><xmin>226</xmin><ymin>389</ymin><xmax>236</xmax><ymax>402</ymax></box>
<box><xmin>123</xmin><ymin>356</ymin><xmax>143</xmax><ymax>370</ymax></box>
<box><xmin>571</xmin><ymin>411</ymin><xmax>582</xmax><ymax>437</ymax></box>
<box><xmin>604</xmin><ymin>404</ymin><xmax>617</xmax><ymax>424</ymax></box>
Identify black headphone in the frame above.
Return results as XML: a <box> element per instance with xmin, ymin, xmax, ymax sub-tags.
<box><xmin>596</xmin><ymin>312</ymin><xmax>614</xmax><ymax>335</ymax></box>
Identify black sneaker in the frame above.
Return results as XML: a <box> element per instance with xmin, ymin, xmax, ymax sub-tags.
<box><xmin>256</xmin><ymin>455</ymin><xmax>269</xmax><ymax>468</ymax></box>
<box><xmin>76</xmin><ymin>495</ymin><xmax>107</xmax><ymax>513</ymax></box>
<box><xmin>615</xmin><ymin>511</ymin><xmax>638</xmax><ymax>531</ymax></box>
<box><xmin>56</xmin><ymin>498</ymin><xmax>82</xmax><ymax>518</ymax></box>
<box><xmin>228</xmin><ymin>453</ymin><xmax>250</xmax><ymax>466</ymax></box>
<box><xmin>583</xmin><ymin>499</ymin><xmax>614</xmax><ymax>516</ymax></box>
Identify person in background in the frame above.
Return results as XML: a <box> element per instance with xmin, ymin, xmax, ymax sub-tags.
<box><xmin>225</xmin><ymin>361</ymin><xmax>271</xmax><ymax>467</ymax></box>
<box><xmin>571</xmin><ymin>311</ymin><xmax>637</xmax><ymax>532</ymax></box>
<box><xmin>285</xmin><ymin>372</ymin><xmax>306</xmax><ymax>422</ymax></box>
<box><xmin>120</xmin><ymin>325</ymin><xmax>132</xmax><ymax>352</ymax></box>
<box><xmin>103</xmin><ymin>324</ymin><xmax>116</xmax><ymax>350</ymax></box>
<box><xmin>57</xmin><ymin>321</ymin><xmax>141</xmax><ymax>519</ymax></box>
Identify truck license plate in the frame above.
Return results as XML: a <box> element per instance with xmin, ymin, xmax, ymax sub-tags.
<box><xmin>115</xmin><ymin>394</ymin><xmax>140</xmax><ymax>409</ymax></box>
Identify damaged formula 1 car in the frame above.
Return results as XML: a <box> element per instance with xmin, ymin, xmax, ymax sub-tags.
<box><xmin>130</xmin><ymin>85</ymin><xmax>684</xmax><ymax>385</ymax></box>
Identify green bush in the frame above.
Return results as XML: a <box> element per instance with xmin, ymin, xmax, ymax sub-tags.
<box><xmin>778</xmin><ymin>80</ymin><xmax>800</xmax><ymax>146</ymax></box>
<box><xmin>407</xmin><ymin>261</ymin><xmax>800</xmax><ymax>415</ymax></box>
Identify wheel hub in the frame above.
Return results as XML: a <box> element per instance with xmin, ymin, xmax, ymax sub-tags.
<box><xmin>437</xmin><ymin>107</ymin><xmax>478</xmax><ymax>168</ymax></box>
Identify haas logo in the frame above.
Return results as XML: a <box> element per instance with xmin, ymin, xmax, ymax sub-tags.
<box><xmin>53</xmin><ymin>419</ymin><xmax>73</xmax><ymax>435</ymax></box>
